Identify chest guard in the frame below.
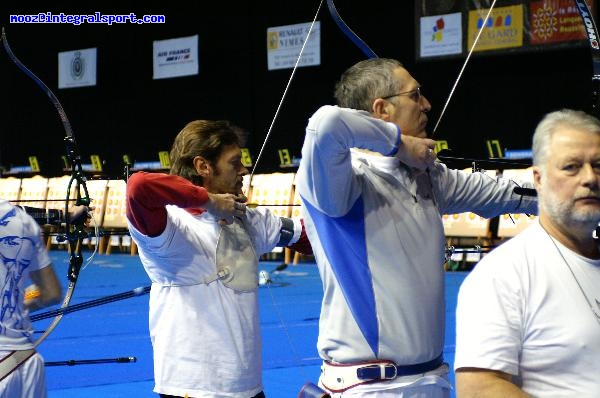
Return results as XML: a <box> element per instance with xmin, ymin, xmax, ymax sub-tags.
<box><xmin>205</xmin><ymin>217</ymin><xmax>259</xmax><ymax>292</ymax></box>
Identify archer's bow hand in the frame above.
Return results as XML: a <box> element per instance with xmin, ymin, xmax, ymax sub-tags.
<box><xmin>396</xmin><ymin>135</ymin><xmax>437</xmax><ymax>170</ymax></box>
<box><xmin>205</xmin><ymin>193</ymin><xmax>248</xmax><ymax>225</ymax></box>
<box><xmin>67</xmin><ymin>205</ymin><xmax>94</xmax><ymax>227</ymax></box>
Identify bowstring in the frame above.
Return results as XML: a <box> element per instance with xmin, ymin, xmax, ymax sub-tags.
<box><xmin>246</xmin><ymin>0</ymin><xmax>325</xmax><ymax>194</ymax></box>
<box><xmin>431</xmin><ymin>0</ymin><xmax>498</xmax><ymax>137</ymax></box>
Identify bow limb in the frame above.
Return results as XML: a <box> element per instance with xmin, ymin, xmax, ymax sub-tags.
<box><xmin>575</xmin><ymin>0</ymin><xmax>600</xmax><ymax>118</ymax></box>
<box><xmin>326</xmin><ymin>0</ymin><xmax>377</xmax><ymax>59</ymax></box>
<box><xmin>1</xmin><ymin>28</ymin><xmax>91</xmax><ymax>347</ymax></box>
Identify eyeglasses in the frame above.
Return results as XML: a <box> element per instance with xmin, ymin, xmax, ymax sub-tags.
<box><xmin>380</xmin><ymin>86</ymin><xmax>422</xmax><ymax>102</ymax></box>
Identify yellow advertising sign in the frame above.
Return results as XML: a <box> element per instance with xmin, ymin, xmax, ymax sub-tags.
<box><xmin>468</xmin><ymin>5</ymin><xmax>524</xmax><ymax>51</ymax></box>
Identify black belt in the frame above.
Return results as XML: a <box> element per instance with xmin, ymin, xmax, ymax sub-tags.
<box><xmin>356</xmin><ymin>354</ymin><xmax>444</xmax><ymax>380</ymax></box>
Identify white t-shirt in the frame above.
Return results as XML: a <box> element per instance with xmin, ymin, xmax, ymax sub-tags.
<box><xmin>0</xmin><ymin>200</ymin><xmax>51</xmax><ymax>349</ymax></box>
<box><xmin>455</xmin><ymin>221</ymin><xmax>600</xmax><ymax>396</ymax></box>
<box><xmin>129</xmin><ymin>205</ymin><xmax>289</xmax><ymax>397</ymax></box>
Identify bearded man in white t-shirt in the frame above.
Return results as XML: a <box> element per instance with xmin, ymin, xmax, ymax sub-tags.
<box><xmin>455</xmin><ymin>109</ymin><xmax>600</xmax><ymax>397</ymax></box>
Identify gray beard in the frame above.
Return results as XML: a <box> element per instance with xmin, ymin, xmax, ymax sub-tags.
<box><xmin>539</xmin><ymin>185</ymin><xmax>600</xmax><ymax>228</ymax></box>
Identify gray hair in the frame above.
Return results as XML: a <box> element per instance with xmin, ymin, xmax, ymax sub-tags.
<box><xmin>334</xmin><ymin>58</ymin><xmax>404</xmax><ymax>112</ymax></box>
<box><xmin>532</xmin><ymin>109</ymin><xmax>600</xmax><ymax>168</ymax></box>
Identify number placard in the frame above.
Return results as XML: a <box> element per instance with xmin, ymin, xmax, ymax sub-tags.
<box><xmin>486</xmin><ymin>139</ymin><xmax>503</xmax><ymax>158</ymax></box>
<box><xmin>28</xmin><ymin>156</ymin><xmax>40</xmax><ymax>172</ymax></box>
<box><xmin>278</xmin><ymin>148</ymin><xmax>292</xmax><ymax>166</ymax></box>
<box><xmin>60</xmin><ymin>155</ymin><xmax>69</xmax><ymax>169</ymax></box>
<box><xmin>240</xmin><ymin>148</ymin><xmax>253</xmax><ymax>167</ymax></box>
<box><xmin>90</xmin><ymin>155</ymin><xmax>103</xmax><ymax>171</ymax></box>
<box><xmin>158</xmin><ymin>151</ymin><xmax>170</xmax><ymax>168</ymax></box>
<box><xmin>435</xmin><ymin>140</ymin><xmax>449</xmax><ymax>153</ymax></box>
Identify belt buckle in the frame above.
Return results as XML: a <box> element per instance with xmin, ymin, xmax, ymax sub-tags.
<box><xmin>381</xmin><ymin>362</ymin><xmax>397</xmax><ymax>380</ymax></box>
<box><xmin>357</xmin><ymin>362</ymin><xmax>397</xmax><ymax>380</ymax></box>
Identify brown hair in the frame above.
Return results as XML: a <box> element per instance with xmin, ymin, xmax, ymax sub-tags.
<box><xmin>169</xmin><ymin>120</ymin><xmax>247</xmax><ymax>185</ymax></box>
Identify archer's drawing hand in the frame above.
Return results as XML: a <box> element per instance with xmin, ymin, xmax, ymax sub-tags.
<box><xmin>205</xmin><ymin>193</ymin><xmax>248</xmax><ymax>225</ymax></box>
<box><xmin>396</xmin><ymin>135</ymin><xmax>437</xmax><ymax>170</ymax></box>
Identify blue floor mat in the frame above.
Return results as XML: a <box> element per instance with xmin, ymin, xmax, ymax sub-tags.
<box><xmin>36</xmin><ymin>251</ymin><xmax>466</xmax><ymax>397</ymax></box>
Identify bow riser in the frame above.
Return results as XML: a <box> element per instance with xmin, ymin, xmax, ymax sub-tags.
<box><xmin>1</xmin><ymin>27</ymin><xmax>91</xmax><ymax>347</ymax></box>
